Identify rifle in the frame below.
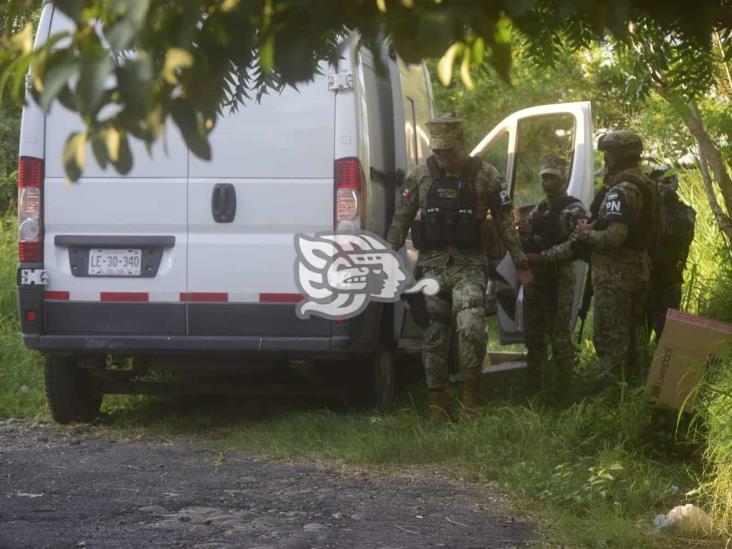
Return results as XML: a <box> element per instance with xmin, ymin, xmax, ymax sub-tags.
<box><xmin>574</xmin><ymin>180</ymin><xmax>609</xmax><ymax>343</ymax></box>
<box><xmin>576</xmin><ymin>265</ymin><xmax>593</xmax><ymax>343</ymax></box>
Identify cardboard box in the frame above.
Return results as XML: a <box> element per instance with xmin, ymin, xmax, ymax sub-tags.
<box><xmin>646</xmin><ymin>309</ymin><xmax>732</xmax><ymax>411</ymax></box>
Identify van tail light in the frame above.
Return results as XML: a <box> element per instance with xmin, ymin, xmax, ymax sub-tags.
<box><xmin>334</xmin><ymin>157</ymin><xmax>364</xmax><ymax>232</ymax></box>
<box><xmin>18</xmin><ymin>156</ymin><xmax>44</xmax><ymax>263</ymax></box>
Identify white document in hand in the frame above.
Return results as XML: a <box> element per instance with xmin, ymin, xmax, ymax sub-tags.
<box><xmin>495</xmin><ymin>252</ymin><xmax>517</xmax><ymax>290</ymax></box>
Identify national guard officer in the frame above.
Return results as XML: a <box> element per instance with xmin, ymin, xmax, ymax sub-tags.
<box><xmin>573</xmin><ymin>130</ymin><xmax>660</xmax><ymax>381</ymax></box>
<box><xmin>519</xmin><ymin>154</ymin><xmax>589</xmax><ymax>393</ymax></box>
<box><xmin>386</xmin><ymin>115</ymin><xmax>532</xmax><ymax>419</ymax></box>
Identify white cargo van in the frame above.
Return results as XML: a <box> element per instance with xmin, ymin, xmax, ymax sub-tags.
<box><xmin>17</xmin><ymin>2</ymin><xmax>594</xmax><ymax>423</ymax></box>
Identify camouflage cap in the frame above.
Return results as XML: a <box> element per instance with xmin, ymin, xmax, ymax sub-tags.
<box><xmin>426</xmin><ymin>114</ymin><xmax>463</xmax><ymax>151</ymax></box>
<box><xmin>539</xmin><ymin>154</ymin><xmax>567</xmax><ymax>178</ymax></box>
<box><xmin>597</xmin><ymin>130</ymin><xmax>643</xmax><ymax>153</ymax></box>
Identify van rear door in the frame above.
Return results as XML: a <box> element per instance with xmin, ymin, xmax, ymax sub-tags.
<box><xmin>471</xmin><ymin>101</ymin><xmax>594</xmax><ymax>343</ymax></box>
<box><xmin>186</xmin><ymin>73</ymin><xmax>335</xmax><ymax>337</ymax></box>
<box><xmin>42</xmin><ymin>5</ymin><xmax>189</xmax><ymax>335</ymax></box>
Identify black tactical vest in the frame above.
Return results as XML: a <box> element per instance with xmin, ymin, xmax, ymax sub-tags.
<box><xmin>410</xmin><ymin>156</ymin><xmax>482</xmax><ymax>251</ymax></box>
<box><xmin>529</xmin><ymin>195</ymin><xmax>579</xmax><ymax>251</ymax></box>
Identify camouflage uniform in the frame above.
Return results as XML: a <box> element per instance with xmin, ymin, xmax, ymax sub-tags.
<box><xmin>522</xmin><ymin>155</ymin><xmax>588</xmax><ymax>391</ymax></box>
<box><xmin>574</xmin><ymin>131</ymin><xmax>657</xmax><ymax>379</ymax></box>
<box><xmin>386</xmin><ymin>117</ymin><xmax>527</xmax><ymax>392</ymax></box>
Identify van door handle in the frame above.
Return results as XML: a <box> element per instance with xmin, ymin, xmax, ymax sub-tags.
<box><xmin>212</xmin><ymin>183</ymin><xmax>236</xmax><ymax>223</ymax></box>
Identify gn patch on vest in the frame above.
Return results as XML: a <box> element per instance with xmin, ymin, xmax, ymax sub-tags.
<box><xmin>604</xmin><ymin>190</ymin><xmax>630</xmax><ymax>224</ymax></box>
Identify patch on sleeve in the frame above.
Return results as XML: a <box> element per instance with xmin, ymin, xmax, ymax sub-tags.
<box><xmin>401</xmin><ymin>187</ymin><xmax>413</xmax><ymax>201</ymax></box>
<box><xmin>496</xmin><ymin>177</ymin><xmax>512</xmax><ymax>208</ymax></box>
<box><xmin>603</xmin><ymin>190</ymin><xmax>630</xmax><ymax>224</ymax></box>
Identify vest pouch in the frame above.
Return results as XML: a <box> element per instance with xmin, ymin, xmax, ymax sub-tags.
<box><xmin>442</xmin><ymin>210</ymin><xmax>459</xmax><ymax>244</ymax></box>
<box><xmin>424</xmin><ymin>208</ymin><xmax>443</xmax><ymax>247</ymax></box>
<box><xmin>456</xmin><ymin>213</ymin><xmax>481</xmax><ymax>249</ymax></box>
<box><xmin>410</xmin><ymin>219</ymin><xmax>427</xmax><ymax>250</ymax></box>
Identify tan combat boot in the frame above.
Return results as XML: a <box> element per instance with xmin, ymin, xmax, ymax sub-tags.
<box><xmin>427</xmin><ymin>389</ymin><xmax>451</xmax><ymax>422</ymax></box>
<box><xmin>460</xmin><ymin>376</ymin><xmax>482</xmax><ymax>410</ymax></box>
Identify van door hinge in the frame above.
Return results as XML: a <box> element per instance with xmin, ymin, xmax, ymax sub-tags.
<box><xmin>328</xmin><ymin>72</ymin><xmax>353</xmax><ymax>91</ymax></box>
<box><xmin>18</xmin><ymin>269</ymin><xmax>48</xmax><ymax>286</ymax></box>
<box><xmin>25</xmin><ymin>73</ymin><xmax>33</xmax><ymax>91</ymax></box>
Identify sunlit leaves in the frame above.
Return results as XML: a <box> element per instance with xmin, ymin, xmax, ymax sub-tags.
<box><xmin>1</xmin><ymin>0</ymin><xmax>730</xmax><ymax>181</ymax></box>
<box><xmin>162</xmin><ymin>48</ymin><xmax>193</xmax><ymax>84</ymax></box>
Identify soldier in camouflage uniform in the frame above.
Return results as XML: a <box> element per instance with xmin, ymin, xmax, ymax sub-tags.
<box><xmin>519</xmin><ymin>154</ymin><xmax>588</xmax><ymax>393</ymax></box>
<box><xmin>574</xmin><ymin>130</ymin><xmax>660</xmax><ymax>380</ymax></box>
<box><xmin>646</xmin><ymin>167</ymin><xmax>695</xmax><ymax>340</ymax></box>
<box><xmin>386</xmin><ymin>115</ymin><xmax>531</xmax><ymax>418</ymax></box>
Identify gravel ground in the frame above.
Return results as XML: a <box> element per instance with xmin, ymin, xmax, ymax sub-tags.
<box><xmin>0</xmin><ymin>419</ymin><xmax>532</xmax><ymax>549</ymax></box>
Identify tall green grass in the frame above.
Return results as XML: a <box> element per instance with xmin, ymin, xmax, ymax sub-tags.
<box><xmin>0</xmin><ymin>214</ymin><xmax>45</xmax><ymax>418</ymax></box>
<box><xmin>696</xmin><ymin>355</ymin><xmax>732</xmax><ymax>539</ymax></box>
<box><xmin>676</xmin><ymin>173</ymin><xmax>732</xmax><ymax>541</ymax></box>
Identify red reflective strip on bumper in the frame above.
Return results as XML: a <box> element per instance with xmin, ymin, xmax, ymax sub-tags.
<box><xmin>100</xmin><ymin>292</ymin><xmax>149</xmax><ymax>302</ymax></box>
<box><xmin>259</xmin><ymin>293</ymin><xmax>303</xmax><ymax>303</ymax></box>
<box><xmin>44</xmin><ymin>291</ymin><xmax>69</xmax><ymax>301</ymax></box>
<box><xmin>180</xmin><ymin>293</ymin><xmax>229</xmax><ymax>302</ymax></box>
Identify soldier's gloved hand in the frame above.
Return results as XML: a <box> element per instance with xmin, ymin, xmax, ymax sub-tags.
<box><xmin>516</xmin><ymin>268</ymin><xmax>533</xmax><ymax>287</ymax></box>
<box><xmin>573</xmin><ymin>219</ymin><xmax>595</xmax><ymax>240</ymax></box>
<box><xmin>517</xmin><ymin>221</ymin><xmax>531</xmax><ymax>234</ymax></box>
<box><xmin>526</xmin><ymin>253</ymin><xmax>542</xmax><ymax>267</ymax></box>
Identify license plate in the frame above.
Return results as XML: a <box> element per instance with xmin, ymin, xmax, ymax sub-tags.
<box><xmin>88</xmin><ymin>249</ymin><xmax>142</xmax><ymax>276</ymax></box>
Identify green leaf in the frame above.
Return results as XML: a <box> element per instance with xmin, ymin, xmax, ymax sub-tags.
<box><xmin>170</xmin><ymin>100</ymin><xmax>211</xmax><ymax>160</ymax></box>
<box><xmin>106</xmin><ymin>0</ymin><xmax>150</xmax><ymax>50</ymax></box>
<box><xmin>38</xmin><ymin>51</ymin><xmax>80</xmax><ymax>112</ymax></box>
<box><xmin>437</xmin><ymin>43</ymin><xmax>462</xmax><ymax>86</ymax></box>
<box><xmin>77</xmin><ymin>53</ymin><xmax>114</xmax><ymax>112</ymax></box>
<box><xmin>163</xmin><ymin>48</ymin><xmax>194</xmax><ymax>84</ymax></box>
<box><xmin>259</xmin><ymin>36</ymin><xmax>275</xmax><ymax>73</ymax></box>
<box><xmin>63</xmin><ymin>131</ymin><xmax>87</xmax><ymax>182</ymax></box>
<box><xmin>111</xmin><ymin>132</ymin><xmax>133</xmax><ymax>174</ymax></box>
<box><xmin>103</xmin><ymin>127</ymin><xmax>122</xmax><ymax>162</ymax></box>
<box><xmin>90</xmin><ymin>132</ymin><xmax>110</xmax><ymax>170</ymax></box>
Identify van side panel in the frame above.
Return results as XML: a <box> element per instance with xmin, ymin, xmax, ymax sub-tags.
<box><xmin>360</xmin><ymin>51</ymin><xmax>395</xmax><ymax>236</ymax></box>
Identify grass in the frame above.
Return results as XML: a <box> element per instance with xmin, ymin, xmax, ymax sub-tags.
<box><xmin>696</xmin><ymin>354</ymin><xmax>732</xmax><ymax>539</ymax></box>
<box><xmin>0</xmin><ymin>214</ymin><xmax>45</xmax><ymax>418</ymax></box>
<box><xmin>0</xmin><ymin>171</ymin><xmax>730</xmax><ymax>548</ymax></box>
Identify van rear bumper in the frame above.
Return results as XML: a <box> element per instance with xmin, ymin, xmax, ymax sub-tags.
<box><xmin>22</xmin><ymin>334</ymin><xmax>355</xmax><ymax>354</ymax></box>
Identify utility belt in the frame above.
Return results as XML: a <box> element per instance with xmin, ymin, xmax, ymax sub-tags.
<box><xmin>410</xmin><ymin>208</ymin><xmax>483</xmax><ymax>251</ymax></box>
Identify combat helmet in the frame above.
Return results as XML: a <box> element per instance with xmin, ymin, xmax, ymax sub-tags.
<box><xmin>597</xmin><ymin>130</ymin><xmax>643</xmax><ymax>156</ymax></box>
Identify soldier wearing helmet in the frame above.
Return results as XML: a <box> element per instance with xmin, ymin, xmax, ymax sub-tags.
<box><xmin>574</xmin><ymin>130</ymin><xmax>660</xmax><ymax>381</ymax></box>
<box><xmin>518</xmin><ymin>154</ymin><xmax>589</xmax><ymax>394</ymax></box>
<box><xmin>646</xmin><ymin>165</ymin><xmax>695</xmax><ymax>340</ymax></box>
<box><xmin>386</xmin><ymin>115</ymin><xmax>532</xmax><ymax>419</ymax></box>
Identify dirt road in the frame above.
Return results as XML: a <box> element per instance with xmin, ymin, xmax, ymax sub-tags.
<box><xmin>0</xmin><ymin>419</ymin><xmax>532</xmax><ymax>548</ymax></box>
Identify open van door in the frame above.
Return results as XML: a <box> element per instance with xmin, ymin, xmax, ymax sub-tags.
<box><xmin>471</xmin><ymin>101</ymin><xmax>594</xmax><ymax>344</ymax></box>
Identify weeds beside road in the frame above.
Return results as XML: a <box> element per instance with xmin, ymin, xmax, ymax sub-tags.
<box><xmin>0</xmin><ymin>212</ymin><xmax>728</xmax><ymax>547</ymax></box>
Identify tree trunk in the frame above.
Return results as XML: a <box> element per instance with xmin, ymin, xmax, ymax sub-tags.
<box><xmin>663</xmin><ymin>92</ymin><xmax>732</xmax><ymax>244</ymax></box>
<box><xmin>695</xmin><ymin>148</ymin><xmax>732</xmax><ymax>246</ymax></box>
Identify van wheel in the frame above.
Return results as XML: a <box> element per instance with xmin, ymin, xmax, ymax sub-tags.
<box><xmin>45</xmin><ymin>355</ymin><xmax>102</xmax><ymax>424</ymax></box>
<box><xmin>371</xmin><ymin>345</ymin><xmax>395</xmax><ymax>411</ymax></box>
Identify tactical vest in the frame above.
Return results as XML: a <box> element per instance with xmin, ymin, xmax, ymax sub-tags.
<box><xmin>597</xmin><ymin>171</ymin><xmax>660</xmax><ymax>252</ymax></box>
<box><xmin>410</xmin><ymin>155</ymin><xmax>483</xmax><ymax>251</ymax></box>
<box><xmin>529</xmin><ymin>195</ymin><xmax>579</xmax><ymax>251</ymax></box>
